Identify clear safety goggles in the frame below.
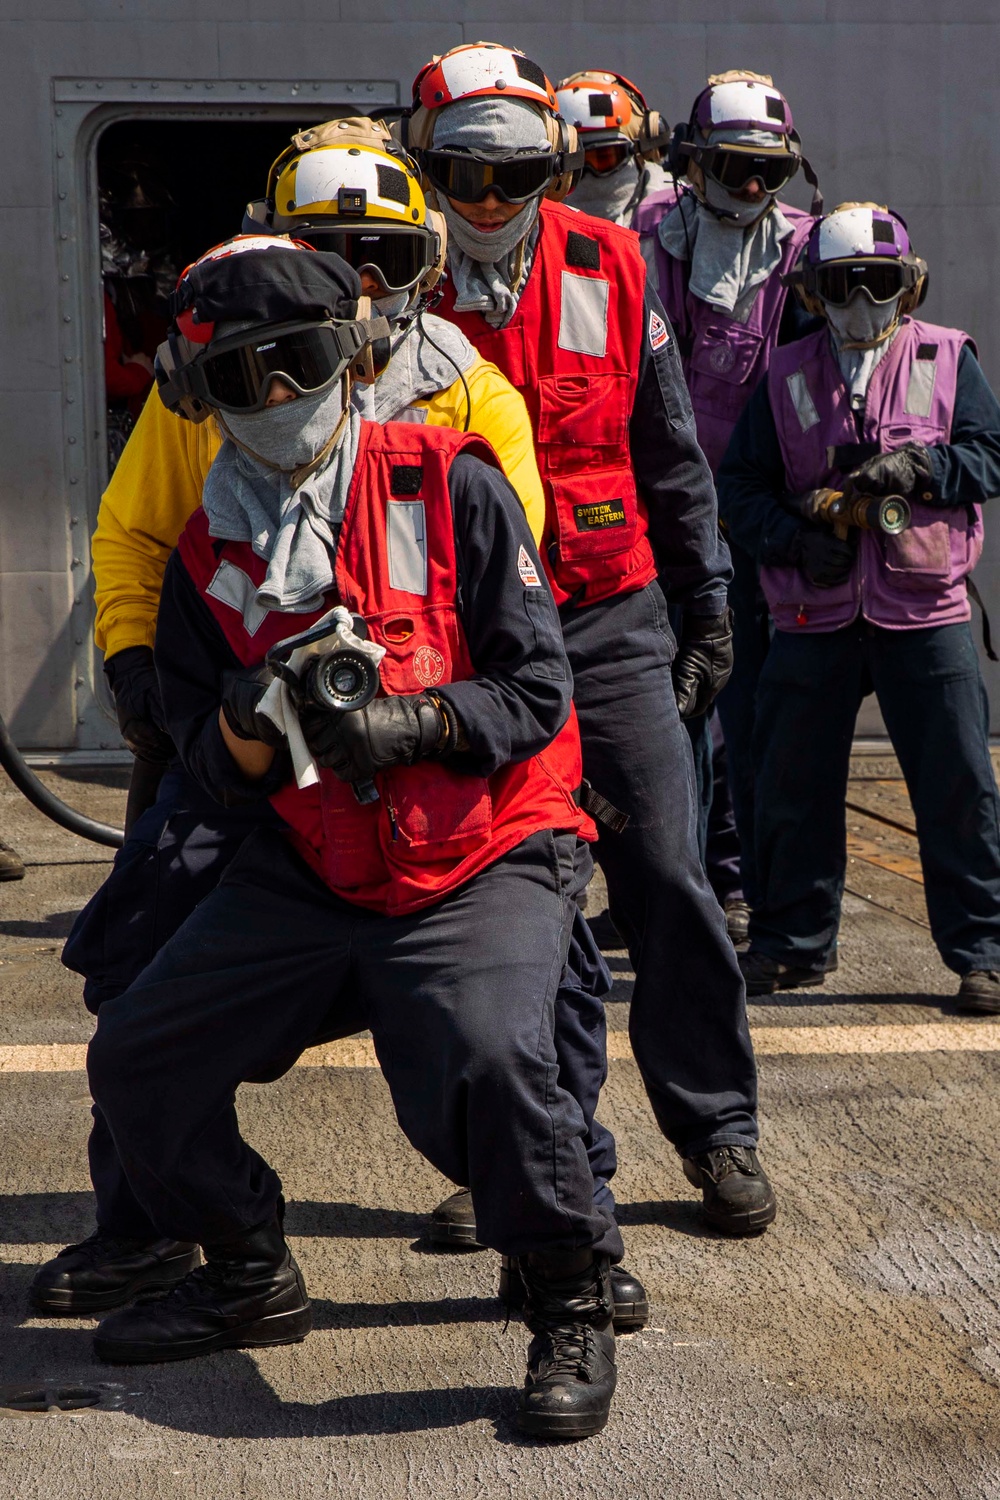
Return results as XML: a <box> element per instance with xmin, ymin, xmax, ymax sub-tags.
<box><xmin>682</xmin><ymin>142</ymin><xmax>799</xmax><ymax>195</ymax></box>
<box><xmin>292</xmin><ymin>222</ymin><xmax>441</xmax><ymax>294</ymax></box>
<box><xmin>421</xmin><ymin>148</ymin><xmax>560</xmax><ymax>204</ymax></box>
<box><xmin>181</xmin><ymin>319</ymin><xmax>386</xmax><ymax>414</ymax></box>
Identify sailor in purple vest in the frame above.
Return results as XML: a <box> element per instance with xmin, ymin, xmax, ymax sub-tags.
<box><xmin>718</xmin><ymin>203</ymin><xmax>1000</xmax><ymax>1015</ymax></box>
<box><xmin>634</xmin><ymin>71</ymin><xmax>823</xmax><ymax>941</ymax></box>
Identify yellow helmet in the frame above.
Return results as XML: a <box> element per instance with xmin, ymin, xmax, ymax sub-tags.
<box><xmin>244</xmin><ymin>129</ymin><xmax>446</xmax><ymax>298</ymax></box>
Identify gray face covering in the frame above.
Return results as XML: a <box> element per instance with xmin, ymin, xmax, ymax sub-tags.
<box><xmin>373</xmin><ymin>289</ymin><xmax>413</xmax><ymax>323</ymax></box>
<box><xmin>433</xmin><ymin>96</ymin><xmax>550</xmax><ymax>328</ymax></box>
<box><xmin>223</xmin><ymin>384</ymin><xmax>346</xmax><ymax>470</ymax></box>
<box><xmin>567</xmin><ymin>156</ymin><xmax>642</xmax><ymax>225</ymax></box>
<box><xmin>826</xmin><ymin>291</ymin><xmax>903</xmax><ymax>405</ymax></box>
<box><xmin>203</xmin><ymin>373</ymin><xmax>361</xmax><ymax>612</ymax></box>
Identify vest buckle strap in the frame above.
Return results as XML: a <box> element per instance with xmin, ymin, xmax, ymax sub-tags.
<box><xmin>577</xmin><ymin>779</ymin><xmax>630</xmax><ymax>833</ymax></box>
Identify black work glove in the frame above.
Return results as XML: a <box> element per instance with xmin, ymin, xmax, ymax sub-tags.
<box><xmin>299</xmin><ymin>693</ymin><xmax>449</xmax><ymax>783</ymax></box>
<box><xmin>220</xmin><ymin>665</ymin><xmax>285</xmax><ymax>746</ymax></box>
<box><xmin>790</xmin><ymin>524</ymin><xmax>858</xmax><ymax>588</ymax></box>
<box><xmin>782</xmin><ymin>488</ymin><xmax>841</xmax><ymax>525</ymax></box>
<box><xmin>842</xmin><ymin>442</ymin><xmax>933</xmax><ymax>501</ymax></box>
<box><xmin>104</xmin><ymin>645</ymin><xmax>174</xmax><ymax>763</ymax></box>
<box><xmin>672</xmin><ymin>608</ymin><xmax>734</xmax><ymax>720</ymax></box>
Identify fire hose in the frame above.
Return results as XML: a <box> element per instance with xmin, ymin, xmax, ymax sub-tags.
<box><xmin>0</xmin><ymin>708</ymin><xmax>124</xmax><ymax>849</ymax></box>
<box><xmin>785</xmin><ymin>487</ymin><xmax>911</xmax><ymax>537</ymax></box>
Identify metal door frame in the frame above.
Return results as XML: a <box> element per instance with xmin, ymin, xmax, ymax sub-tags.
<box><xmin>50</xmin><ymin>76</ymin><xmax>398</xmax><ymax>746</ymax></box>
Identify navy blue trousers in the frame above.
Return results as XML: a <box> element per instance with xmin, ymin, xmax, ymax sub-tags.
<box><xmin>563</xmin><ymin>583</ymin><xmax>758</xmax><ymax>1156</ymax></box>
<box><xmin>64</xmin><ymin>771</ymin><xmax>618</xmax><ymax>1235</ymax></box>
<box><xmin>714</xmin><ymin>541</ymin><xmax>772</xmax><ymax>909</ymax></box>
<box><xmin>751</xmin><ymin>620</ymin><xmax>1000</xmax><ymax>974</ymax></box>
<box><xmin>88</xmin><ymin>828</ymin><xmax>622</xmax><ymax>1262</ymax></box>
<box><xmin>706</xmin><ymin>710</ymin><xmax>743</xmax><ymax>904</ymax></box>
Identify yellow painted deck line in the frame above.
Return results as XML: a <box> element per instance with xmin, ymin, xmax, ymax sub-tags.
<box><xmin>609</xmin><ymin>1023</ymin><xmax>1000</xmax><ymax>1058</ymax></box>
<box><xmin>2</xmin><ymin>1022</ymin><xmax>1000</xmax><ymax>1075</ymax></box>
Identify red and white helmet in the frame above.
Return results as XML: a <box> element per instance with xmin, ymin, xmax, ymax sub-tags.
<box><xmin>412</xmin><ymin>42</ymin><xmax>558</xmax><ymax>116</ymax></box>
<box><xmin>406</xmin><ymin>43</ymin><xmax>581</xmax><ymax>199</ymax></box>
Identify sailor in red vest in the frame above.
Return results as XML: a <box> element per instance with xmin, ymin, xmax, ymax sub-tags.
<box><xmin>405</xmin><ymin>43</ymin><xmax>775</xmax><ymax>1235</ymax></box>
<box><xmin>634</xmin><ymin>71</ymin><xmax>823</xmax><ymax>945</ymax></box>
<box><xmin>86</xmin><ymin>240</ymin><xmax>621</xmax><ymax>1438</ymax></box>
<box><xmin>717</xmin><ymin>204</ymin><xmax>1000</xmax><ymax>1013</ymax></box>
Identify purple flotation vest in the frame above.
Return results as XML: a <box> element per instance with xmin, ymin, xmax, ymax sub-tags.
<box><xmin>634</xmin><ymin>189</ymin><xmax>815</xmax><ymax>475</ymax></box>
<box><xmin>761</xmin><ymin>318</ymin><xmax>982</xmax><ymax>633</ymax></box>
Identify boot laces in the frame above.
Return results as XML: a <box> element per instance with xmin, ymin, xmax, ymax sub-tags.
<box><xmin>704</xmin><ymin>1145</ymin><xmax>755</xmax><ymax>1180</ymax></box>
<box><xmin>136</xmin><ymin>1260</ymin><xmax>238</xmax><ymax>1308</ymax></box>
<box><xmin>531</xmin><ymin>1321</ymin><xmax>598</xmax><ymax>1381</ymax></box>
<box><xmin>58</xmin><ymin>1231</ymin><xmax>146</xmax><ymax>1264</ymax></box>
<box><xmin>521</xmin><ymin>1266</ymin><xmax>611</xmax><ymax>1381</ymax></box>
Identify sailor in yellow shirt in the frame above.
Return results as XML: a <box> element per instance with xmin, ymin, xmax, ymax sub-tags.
<box><xmin>94</xmin><ymin>121</ymin><xmax>544</xmax><ymax>800</ymax></box>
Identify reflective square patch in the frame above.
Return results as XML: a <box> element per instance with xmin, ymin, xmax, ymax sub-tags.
<box><xmin>558</xmin><ymin>271</ymin><xmax>609</xmax><ymax>358</ymax></box>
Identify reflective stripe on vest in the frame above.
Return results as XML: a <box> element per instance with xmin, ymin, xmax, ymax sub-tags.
<box><xmin>177</xmin><ymin>419</ymin><xmax>592</xmax><ymax>914</ymax></box>
<box><xmin>438</xmin><ymin>199</ymin><xmax>656</xmax><ymax>609</ymax></box>
<box><xmin>761</xmin><ymin>318</ymin><xmax>983</xmax><ymax>633</ymax></box>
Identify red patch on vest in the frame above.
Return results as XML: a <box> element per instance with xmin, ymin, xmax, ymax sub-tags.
<box><xmin>413</xmin><ymin>645</ymin><xmax>446</xmax><ymax>687</ymax></box>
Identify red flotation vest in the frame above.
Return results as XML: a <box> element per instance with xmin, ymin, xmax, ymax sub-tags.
<box><xmin>178</xmin><ymin>420</ymin><xmax>592</xmax><ymax>915</ymax></box>
<box><xmin>439</xmin><ymin>199</ymin><xmax>657</xmax><ymax>608</ymax></box>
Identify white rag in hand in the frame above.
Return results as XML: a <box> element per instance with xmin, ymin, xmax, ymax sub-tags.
<box><xmin>257</xmin><ymin>606</ymin><xmax>387</xmax><ymax>789</ymax></box>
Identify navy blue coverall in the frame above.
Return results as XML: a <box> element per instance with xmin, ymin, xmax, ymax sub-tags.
<box><xmin>87</xmin><ymin>452</ymin><xmax>623</xmax><ymax>1262</ymax></box>
<box><xmin>717</xmin><ymin>345</ymin><xmax>1000</xmax><ymax>975</ymax></box>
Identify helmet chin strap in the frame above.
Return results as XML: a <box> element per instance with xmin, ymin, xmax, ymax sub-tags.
<box><xmin>831</xmin><ymin>309</ymin><xmax>903</xmax><ymax>352</ymax></box>
<box><xmin>215</xmin><ymin>373</ymin><xmax>351</xmax><ymax>489</ymax></box>
<box><xmin>690</xmin><ymin>179</ymin><xmax>776</xmax><ymax>228</ymax></box>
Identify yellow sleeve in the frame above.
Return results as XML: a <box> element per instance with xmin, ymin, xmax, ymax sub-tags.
<box><xmin>93</xmin><ymin>390</ymin><xmax>222</xmax><ymax>657</ymax></box>
<box><xmin>417</xmin><ymin>354</ymin><xmax>546</xmax><ymax>546</ymax></box>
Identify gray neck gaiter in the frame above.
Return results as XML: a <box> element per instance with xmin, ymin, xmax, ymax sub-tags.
<box><xmin>659</xmin><ymin>127</ymin><xmax>791</xmax><ymax>319</ymax></box>
<box><xmin>826</xmin><ymin>295</ymin><xmax>903</xmax><ymax>406</ymax></box>
<box><xmin>439</xmin><ymin>197</ymin><xmax>538</xmax><ymax>328</ymax></box>
<box><xmin>567</xmin><ymin>158</ymin><xmax>643</xmax><ymax>225</ymax></box>
<box><xmin>203</xmin><ymin>387</ymin><xmax>361</xmax><ymax>612</ymax></box>
<box><xmin>433</xmin><ymin>95</ymin><xmax>551</xmax><ymax>328</ymax></box>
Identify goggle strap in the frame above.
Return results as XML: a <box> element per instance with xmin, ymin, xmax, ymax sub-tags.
<box><xmin>801</xmin><ymin>154</ymin><xmax>823</xmax><ymax>215</ymax></box>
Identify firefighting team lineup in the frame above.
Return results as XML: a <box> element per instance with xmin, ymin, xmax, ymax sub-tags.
<box><xmin>18</xmin><ymin>40</ymin><xmax>1000</xmax><ymax>1440</ymax></box>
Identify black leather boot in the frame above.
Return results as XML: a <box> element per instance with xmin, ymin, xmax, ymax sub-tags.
<box><xmin>682</xmin><ymin>1146</ymin><xmax>777</xmax><ymax>1235</ymax></box>
<box><xmin>957</xmin><ymin>970</ymin><xmax>1000</xmax><ymax>1015</ymax></box>
<box><xmin>426</xmin><ymin>1186</ymin><xmax>482</xmax><ymax>1248</ymax></box>
<box><xmin>739</xmin><ymin>948</ymin><xmax>836</xmax><ymax>996</ymax></box>
<box><xmin>498</xmin><ymin>1255</ymin><xmax>649</xmax><ymax>1332</ymax></box>
<box><xmin>0</xmin><ymin>837</ymin><xmax>25</xmax><ymax>881</ymax></box>
<box><xmin>93</xmin><ymin>1218</ymin><xmax>311</xmax><ymax>1364</ymax></box>
<box><xmin>29</xmin><ymin>1232</ymin><xmax>200</xmax><ymax>1315</ymax></box>
<box><xmin>517</xmin><ymin>1249</ymin><xmax>617</xmax><ymax>1439</ymax></box>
